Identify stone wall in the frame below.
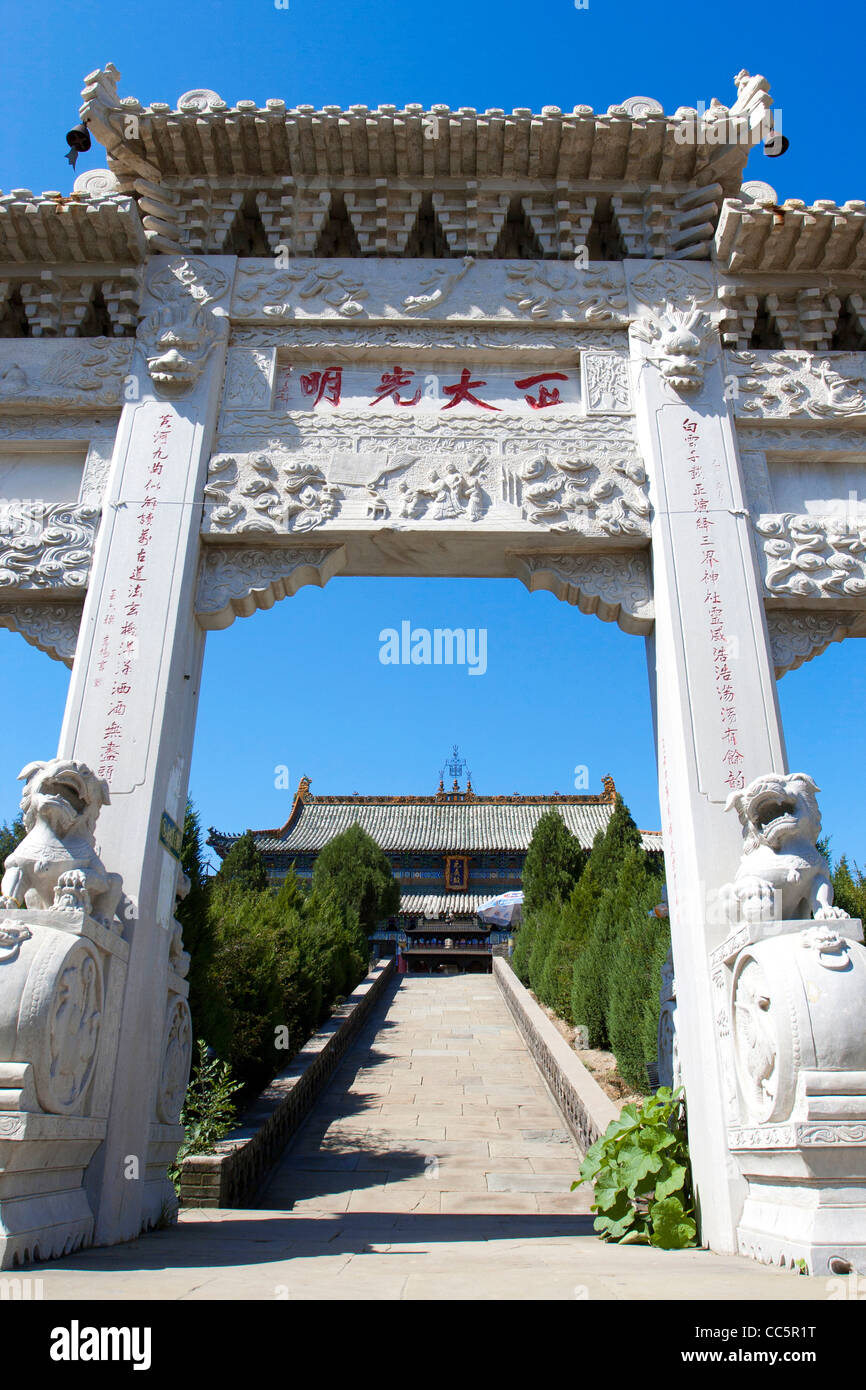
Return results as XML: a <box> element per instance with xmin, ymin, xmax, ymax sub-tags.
<box><xmin>179</xmin><ymin>957</ymin><xmax>396</xmax><ymax>1209</ymax></box>
<box><xmin>493</xmin><ymin>956</ymin><xmax>619</xmax><ymax>1153</ymax></box>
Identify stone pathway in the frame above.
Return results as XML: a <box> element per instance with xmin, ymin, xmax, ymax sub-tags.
<box><xmin>261</xmin><ymin>972</ymin><xmax>586</xmax><ymax>1220</ymax></box>
<box><xmin>28</xmin><ymin>975</ymin><xmax>829</xmax><ymax>1299</ymax></box>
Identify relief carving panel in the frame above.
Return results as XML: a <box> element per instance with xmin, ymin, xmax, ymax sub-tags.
<box><xmin>0</xmin><ymin>341</ymin><xmax>134</xmax><ymax>412</ymax></box>
<box><xmin>727</xmin><ymin>350</ymin><xmax>866</xmax><ymax>421</ymax></box>
<box><xmin>230</xmin><ymin>258</ymin><xmax>629</xmax><ymax>327</ymax></box>
<box><xmin>203</xmin><ymin>416</ymin><xmax>649</xmax><ymax>539</ymax></box>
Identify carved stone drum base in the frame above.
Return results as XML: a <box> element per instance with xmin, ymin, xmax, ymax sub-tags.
<box><xmin>714</xmin><ymin>916</ymin><xmax>866</xmax><ymax>1274</ymax></box>
<box><xmin>0</xmin><ymin>908</ymin><xmax>128</xmax><ymax>1269</ymax></box>
<box><xmin>0</xmin><ymin>1112</ymin><xmax>104</xmax><ymax>1268</ymax></box>
<box><xmin>734</xmin><ymin>1134</ymin><xmax>866</xmax><ymax>1275</ymax></box>
<box><xmin>143</xmin><ymin>1121</ymin><xmax>185</xmax><ymax>1231</ymax></box>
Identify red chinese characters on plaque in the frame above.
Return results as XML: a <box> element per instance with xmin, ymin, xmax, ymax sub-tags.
<box><xmin>272</xmin><ymin>363</ymin><xmax>581</xmax><ymax>414</ymax></box>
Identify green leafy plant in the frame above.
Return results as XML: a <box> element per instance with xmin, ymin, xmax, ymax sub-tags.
<box><xmin>572</xmin><ymin>1086</ymin><xmax>697</xmax><ymax>1249</ymax></box>
<box><xmin>169</xmin><ymin>1041</ymin><xmax>243</xmax><ymax>1190</ymax></box>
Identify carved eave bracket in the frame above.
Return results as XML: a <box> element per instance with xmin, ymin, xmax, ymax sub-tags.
<box><xmin>509</xmin><ymin>550</ymin><xmax>654</xmax><ymax>635</ymax></box>
<box><xmin>0</xmin><ymin>600</ymin><xmax>83</xmax><ymax>667</ymax></box>
<box><xmin>194</xmin><ymin>543</ymin><xmax>347</xmax><ymax>630</ymax></box>
<box><xmin>767</xmin><ymin>609</ymin><xmax>866</xmax><ymax>678</ymax></box>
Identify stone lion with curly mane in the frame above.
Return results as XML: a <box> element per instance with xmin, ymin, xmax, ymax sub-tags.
<box><xmin>0</xmin><ymin>758</ymin><xmax>123</xmax><ymax>926</ymax></box>
<box><xmin>721</xmin><ymin>771</ymin><xmax>849</xmax><ymax>924</ymax></box>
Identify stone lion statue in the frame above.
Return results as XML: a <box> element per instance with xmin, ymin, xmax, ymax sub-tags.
<box><xmin>0</xmin><ymin>758</ymin><xmax>123</xmax><ymax>926</ymax></box>
<box><xmin>721</xmin><ymin>772</ymin><xmax>848</xmax><ymax>923</ymax></box>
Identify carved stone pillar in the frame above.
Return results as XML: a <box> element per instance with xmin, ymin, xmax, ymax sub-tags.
<box><xmin>627</xmin><ymin>261</ymin><xmax>788</xmax><ymax>1252</ymax></box>
<box><xmin>55</xmin><ymin>255</ymin><xmax>233</xmax><ymax>1246</ymax></box>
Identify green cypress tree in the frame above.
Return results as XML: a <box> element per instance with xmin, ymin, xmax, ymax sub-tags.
<box><xmin>176</xmin><ymin>800</ymin><xmax>232</xmax><ymax>1056</ymax></box>
<box><xmin>537</xmin><ymin>863</ymin><xmax>598</xmax><ymax>1022</ymax></box>
<box><xmin>516</xmin><ymin>810</ymin><xmax>586</xmax><ymax>994</ymax></box>
<box><xmin>607</xmin><ymin>880</ymin><xmax>671</xmax><ymax>1091</ymax></box>
<box><xmin>216</xmin><ymin>829</ymin><xmax>269</xmax><ymax>892</ymax></box>
<box><xmin>311</xmin><ymin>823</ymin><xmax>399</xmax><ymax>935</ymax></box>
<box><xmin>522</xmin><ymin>810</ymin><xmax>586</xmax><ymax>915</ymax></box>
<box><xmin>0</xmin><ymin>815</ymin><xmax>25</xmax><ymax>893</ymax></box>
<box><xmin>572</xmin><ymin>845</ymin><xmax>652</xmax><ymax>1048</ymax></box>
<box><xmin>640</xmin><ymin>918</ymin><xmax>673</xmax><ymax>1087</ymax></box>
<box><xmin>275</xmin><ymin>862</ymin><xmax>307</xmax><ymax>914</ymax></box>
<box><xmin>586</xmin><ymin>794</ymin><xmax>643</xmax><ymax>891</ymax></box>
<box><xmin>832</xmin><ymin>855</ymin><xmax>866</xmax><ymax>919</ymax></box>
<box><xmin>511</xmin><ymin>910</ymin><xmax>537</xmax><ymax>984</ymax></box>
<box><xmin>206</xmin><ymin>879</ymin><xmax>284</xmax><ymax>1094</ymax></box>
<box><xmin>527</xmin><ymin>899</ymin><xmax>563</xmax><ymax>999</ymax></box>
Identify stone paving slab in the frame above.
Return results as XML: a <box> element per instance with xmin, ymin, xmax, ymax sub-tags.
<box><xmin>20</xmin><ymin>976</ymin><xmax>837</xmax><ymax>1300</ymax></box>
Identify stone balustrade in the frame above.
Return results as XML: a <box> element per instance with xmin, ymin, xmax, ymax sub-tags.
<box><xmin>492</xmin><ymin>956</ymin><xmax>619</xmax><ymax>1154</ymax></box>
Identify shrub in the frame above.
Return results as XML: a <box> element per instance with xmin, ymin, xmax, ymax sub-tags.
<box><xmin>169</xmin><ymin>1040</ymin><xmax>243</xmax><ymax>1190</ymax></box>
<box><xmin>572</xmin><ymin>1087</ymin><xmax>696</xmax><ymax>1249</ymax></box>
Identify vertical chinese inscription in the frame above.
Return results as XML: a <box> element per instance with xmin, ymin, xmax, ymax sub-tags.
<box><xmin>95</xmin><ymin>413</ymin><xmax>173</xmax><ymax>786</ymax></box>
<box><xmin>682</xmin><ymin>415</ymin><xmax>744</xmax><ymax>794</ymax></box>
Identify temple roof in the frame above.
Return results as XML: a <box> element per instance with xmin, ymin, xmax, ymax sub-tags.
<box><xmin>79</xmin><ymin>65</ymin><xmax>766</xmax><ymax>192</ymax></box>
<box><xmin>208</xmin><ymin>776</ymin><xmax>663</xmax><ymax>856</ymax></box>
<box><xmin>4</xmin><ymin>67</ymin><xmax>858</xmax><ymax>293</ymax></box>
<box><xmin>0</xmin><ymin>189</ymin><xmax>147</xmax><ymax>264</ymax></box>
<box><xmin>716</xmin><ymin>193</ymin><xmax>866</xmax><ymax>275</ymax></box>
<box><xmin>396</xmin><ymin>893</ymin><xmax>504</xmax><ymax>917</ymax></box>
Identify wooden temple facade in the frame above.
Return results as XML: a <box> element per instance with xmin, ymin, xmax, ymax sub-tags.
<box><xmin>208</xmin><ymin>772</ymin><xmax>662</xmax><ymax>970</ymax></box>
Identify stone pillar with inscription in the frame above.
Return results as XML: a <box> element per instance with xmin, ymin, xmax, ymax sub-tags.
<box><xmin>55</xmin><ymin>256</ymin><xmax>233</xmax><ymax>1243</ymax></box>
<box><xmin>627</xmin><ymin>261</ymin><xmax>788</xmax><ymax>1252</ymax></box>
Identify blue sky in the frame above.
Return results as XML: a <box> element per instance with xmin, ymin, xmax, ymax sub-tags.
<box><xmin>0</xmin><ymin>0</ymin><xmax>864</xmax><ymax>868</ymax></box>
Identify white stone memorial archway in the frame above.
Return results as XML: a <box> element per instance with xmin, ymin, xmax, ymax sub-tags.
<box><xmin>1</xmin><ymin>64</ymin><xmax>866</xmax><ymax>1273</ymax></box>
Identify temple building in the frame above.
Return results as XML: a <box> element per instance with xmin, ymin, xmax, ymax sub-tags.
<box><xmin>208</xmin><ymin>755</ymin><xmax>662</xmax><ymax>971</ymax></box>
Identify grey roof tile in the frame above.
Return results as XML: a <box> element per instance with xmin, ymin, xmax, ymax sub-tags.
<box><xmin>215</xmin><ymin>800</ymin><xmax>662</xmax><ymax>855</ymax></box>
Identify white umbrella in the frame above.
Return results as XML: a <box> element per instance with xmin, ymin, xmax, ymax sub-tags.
<box><xmin>476</xmin><ymin>890</ymin><xmax>523</xmax><ymax>926</ymax></box>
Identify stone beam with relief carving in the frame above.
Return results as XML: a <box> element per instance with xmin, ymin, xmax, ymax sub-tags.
<box><xmin>0</xmin><ymin>341</ymin><xmax>135</xmax><ymax>412</ymax></box>
<box><xmin>0</xmin><ymin>396</ymin><xmax>121</xmax><ymax>665</ymax></box>
<box><xmin>202</xmin><ymin>415</ymin><xmax>650</xmax><ymax>548</ymax></box>
<box><xmin>230</xmin><ymin>259</ymin><xmax>629</xmax><ymax>328</ymax></box>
